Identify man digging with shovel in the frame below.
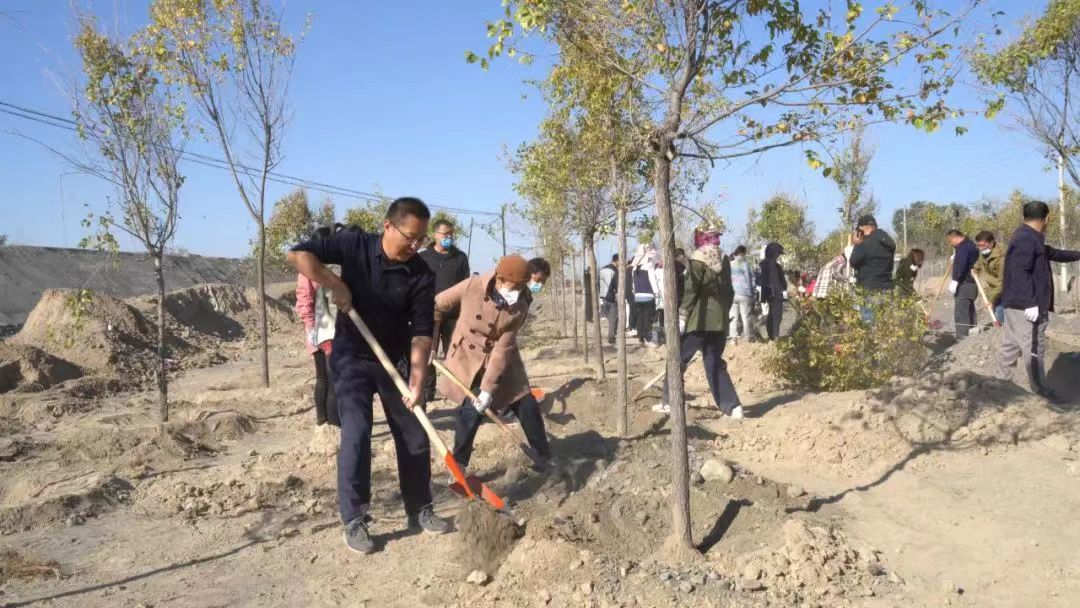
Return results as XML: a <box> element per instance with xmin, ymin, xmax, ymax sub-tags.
<box><xmin>288</xmin><ymin>197</ymin><xmax>450</xmax><ymax>555</ymax></box>
<box><xmin>433</xmin><ymin>255</ymin><xmax>553</xmax><ymax>476</ymax></box>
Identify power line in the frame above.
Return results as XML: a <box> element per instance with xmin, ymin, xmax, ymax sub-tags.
<box><xmin>0</xmin><ymin>99</ymin><xmax>501</xmax><ymax>218</ymax></box>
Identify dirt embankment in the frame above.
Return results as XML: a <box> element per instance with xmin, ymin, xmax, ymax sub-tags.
<box><xmin>0</xmin><ymin>284</ymin><xmax>297</xmax><ymax>395</ymax></box>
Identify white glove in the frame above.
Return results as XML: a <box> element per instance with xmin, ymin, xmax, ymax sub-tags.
<box><xmin>678</xmin><ymin>316</ymin><xmax>686</xmax><ymax>335</ymax></box>
<box><xmin>1024</xmin><ymin>306</ymin><xmax>1040</xmax><ymax>323</ymax></box>
<box><xmin>948</xmin><ymin>280</ymin><xmax>958</xmax><ymax>295</ymax></box>
<box><xmin>307</xmin><ymin>329</ymin><xmax>318</xmax><ymax>348</ymax></box>
<box><xmin>473</xmin><ymin>390</ymin><xmax>493</xmax><ymax>413</ymax></box>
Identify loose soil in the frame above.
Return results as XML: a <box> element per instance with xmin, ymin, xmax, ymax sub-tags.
<box><xmin>0</xmin><ymin>290</ymin><xmax>1077</xmax><ymax>607</ymax></box>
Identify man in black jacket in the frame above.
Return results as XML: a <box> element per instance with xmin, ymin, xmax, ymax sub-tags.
<box><xmin>418</xmin><ymin>219</ymin><xmax>470</xmax><ymax>402</ymax></box>
<box><xmin>947</xmin><ymin>229</ymin><xmax>980</xmax><ymax>338</ymax></box>
<box><xmin>849</xmin><ymin>215</ymin><xmax>896</xmax><ymax>291</ymax></box>
<box><xmin>998</xmin><ymin>201</ymin><xmax>1080</xmax><ymax>400</ymax></box>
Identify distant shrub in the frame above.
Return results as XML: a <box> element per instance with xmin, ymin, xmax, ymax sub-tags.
<box><xmin>766</xmin><ymin>289</ymin><xmax>927</xmax><ymax>391</ymax></box>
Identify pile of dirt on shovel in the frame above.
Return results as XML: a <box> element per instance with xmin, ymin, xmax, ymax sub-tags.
<box><xmin>454</xmin><ymin>501</ymin><xmax>520</xmax><ymax>574</ymax></box>
<box><xmin>0</xmin><ymin>342</ymin><xmax>82</xmax><ymax>394</ymax></box>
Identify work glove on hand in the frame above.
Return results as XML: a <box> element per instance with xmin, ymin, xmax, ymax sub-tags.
<box><xmin>948</xmin><ymin>280</ymin><xmax>958</xmax><ymax>295</ymax></box>
<box><xmin>307</xmin><ymin>329</ymin><xmax>318</xmax><ymax>348</ymax></box>
<box><xmin>678</xmin><ymin>316</ymin><xmax>686</xmax><ymax>335</ymax></box>
<box><xmin>1024</xmin><ymin>306</ymin><xmax>1040</xmax><ymax>323</ymax></box>
<box><xmin>472</xmin><ymin>390</ymin><xmax>493</xmax><ymax>414</ymax></box>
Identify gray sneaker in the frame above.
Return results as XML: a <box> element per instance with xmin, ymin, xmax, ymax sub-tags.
<box><xmin>343</xmin><ymin>517</ymin><xmax>375</xmax><ymax>554</ymax></box>
<box><xmin>408</xmin><ymin>505</ymin><xmax>450</xmax><ymax>534</ymax></box>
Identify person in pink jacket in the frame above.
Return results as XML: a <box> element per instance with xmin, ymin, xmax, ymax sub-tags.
<box><xmin>295</xmin><ymin>225</ymin><xmax>340</xmax><ymax>427</ymax></box>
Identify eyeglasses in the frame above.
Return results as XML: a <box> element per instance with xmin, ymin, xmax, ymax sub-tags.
<box><xmin>391</xmin><ymin>223</ymin><xmax>424</xmax><ymax>246</ymax></box>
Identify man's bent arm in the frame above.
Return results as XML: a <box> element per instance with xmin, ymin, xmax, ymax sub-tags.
<box><xmin>287</xmin><ymin>251</ymin><xmax>345</xmax><ymax>291</ymax></box>
<box><xmin>408</xmin><ymin>336</ymin><xmax>433</xmax><ymax>392</ymax></box>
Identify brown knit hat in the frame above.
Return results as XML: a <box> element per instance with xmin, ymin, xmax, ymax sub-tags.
<box><xmin>495</xmin><ymin>255</ymin><xmax>530</xmax><ymax>283</ymax></box>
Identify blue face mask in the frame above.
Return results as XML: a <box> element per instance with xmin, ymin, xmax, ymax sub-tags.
<box><xmin>528</xmin><ymin>281</ymin><xmax>542</xmax><ymax>294</ymax></box>
<box><xmin>439</xmin><ymin>237</ymin><xmax>453</xmax><ymax>249</ymax></box>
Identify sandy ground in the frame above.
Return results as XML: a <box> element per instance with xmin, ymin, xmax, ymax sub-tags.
<box><xmin>0</xmin><ymin>288</ymin><xmax>1079</xmax><ymax>607</ymax></box>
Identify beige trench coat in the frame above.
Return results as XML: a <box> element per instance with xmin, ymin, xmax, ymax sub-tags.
<box><xmin>434</xmin><ymin>272</ymin><xmax>531</xmax><ymax>408</ymax></box>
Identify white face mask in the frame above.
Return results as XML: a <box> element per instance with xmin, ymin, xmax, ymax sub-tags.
<box><xmin>498</xmin><ymin>287</ymin><xmax>520</xmax><ymax>306</ymax></box>
<box><xmin>910</xmin><ymin>264</ymin><xmax>919</xmax><ymax>272</ymax></box>
<box><xmin>979</xmin><ymin>248</ymin><xmax>991</xmax><ymax>256</ymax></box>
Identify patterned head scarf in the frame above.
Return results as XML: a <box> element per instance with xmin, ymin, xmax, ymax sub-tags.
<box><xmin>691</xmin><ymin>226</ymin><xmax>725</xmax><ymax>274</ymax></box>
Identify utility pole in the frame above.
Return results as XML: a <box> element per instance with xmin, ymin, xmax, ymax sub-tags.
<box><xmin>500</xmin><ymin>204</ymin><xmax>507</xmax><ymax>257</ymax></box>
<box><xmin>466</xmin><ymin>217</ymin><xmax>475</xmax><ymax>260</ymax></box>
<box><xmin>903</xmin><ymin>205</ymin><xmax>908</xmax><ymax>253</ymax></box>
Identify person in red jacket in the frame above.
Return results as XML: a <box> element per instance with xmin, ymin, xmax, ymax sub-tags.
<box><xmin>295</xmin><ymin>225</ymin><xmax>341</xmax><ymax>427</ymax></box>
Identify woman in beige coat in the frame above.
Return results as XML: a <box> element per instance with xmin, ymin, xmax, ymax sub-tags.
<box><xmin>434</xmin><ymin>255</ymin><xmax>551</xmax><ymax>470</ymax></box>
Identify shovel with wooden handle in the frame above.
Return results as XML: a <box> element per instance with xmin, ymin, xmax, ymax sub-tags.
<box><xmin>971</xmin><ymin>272</ymin><xmax>1001</xmax><ymax>328</ymax></box>
<box><xmin>345</xmin><ymin>310</ymin><xmax>505</xmax><ymax>511</ymax></box>
<box><xmin>632</xmin><ymin>354</ymin><xmax>700</xmax><ymax>401</ymax></box>
<box><xmin>431</xmin><ymin>359</ymin><xmax>546</xmax><ymax>468</ymax></box>
<box><xmin>925</xmin><ymin>259</ymin><xmax>953</xmax><ymax>330</ymax></box>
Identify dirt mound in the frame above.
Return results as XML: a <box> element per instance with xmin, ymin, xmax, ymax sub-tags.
<box><xmin>455</xmin><ymin>501</ymin><xmax>519</xmax><ymax>574</ymax></box>
<box><xmin>135</xmin><ymin>472</ymin><xmax>318</xmax><ymax>520</ymax></box>
<box><xmin>10</xmin><ymin>289</ymin><xmax>193</xmax><ymax>378</ymax></box>
<box><xmin>718</xmin><ymin>519</ymin><xmax>895</xmax><ymax>603</ymax></box>
<box><xmin>685</xmin><ymin>340</ymin><xmax>783</xmax><ymax>397</ymax></box>
<box><xmin>0</xmin><ymin>472</ymin><xmax>132</xmax><ymax>533</ymax></box>
<box><xmin>58</xmin><ymin>410</ymin><xmax>255</xmax><ymax>475</ymax></box>
<box><xmin>152</xmin><ymin>283</ymin><xmax>296</xmax><ymax>341</ymax></box>
<box><xmin>0</xmin><ymin>342</ymin><xmax>82</xmax><ymax>393</ymax></box>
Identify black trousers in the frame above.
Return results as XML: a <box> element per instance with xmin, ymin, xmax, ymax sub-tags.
<box><xmin>766</xmin><ymin>298</ymin><xmax>784</xmax><ymax>340</ymax></box>
<box><xmin>452</xmin><ymin>394</ymin><xmax>551</xmax><ymax>469</ymax></box>
<box><xmin>332</xmin><ymin>354</ymin><xmax>432</xmax><ymax>524</ymax></box>
<box><xmin>954</xmin><ymin>281</ymin><xmax>977</xmax><ymax>339</ymax></box>
<box><xmin>633</xmin><ymin>300</ymin><xmax>656</xmax><ymax>343</ymax></box>
<box><xmin>312</xmin><ymin>349</ymin><xmax>340</xmax><ymax>427</ymax></box>
<box><xmin>423</xmin><ymin>317</ymin><xmax>457</xmax><ymax>402</ymax></box>
<box><xmin>663</xmin><ymin>331</ymin><xmax>741</xmax><ymax>414</ymax></box>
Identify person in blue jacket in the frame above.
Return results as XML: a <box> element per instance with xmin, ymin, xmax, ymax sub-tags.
<box><xmin>997</xmin><ymin>200</ymin><xmax>1080</xmax><ymax>401</ymax></box>
<box><xmin>946</xmin><ymin>229</ymin><xmax>980</xmax><ymax>339</ymax></box>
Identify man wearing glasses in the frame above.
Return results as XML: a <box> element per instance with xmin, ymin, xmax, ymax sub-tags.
<box><xmin>287</xmin><ymin>197</ymin><xmax>450</xmax><ymax>555</ymax></box>
<box><xmin>418</xmin><ymin>219</ymin><xmax>471</xmax><ymax>402</ymax></box>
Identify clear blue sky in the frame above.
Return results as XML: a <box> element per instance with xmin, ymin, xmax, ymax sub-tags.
<box><xmin>0</xmin><ymin>0</ymin><xmax>1057</xmax><ymax>272</ymax></box>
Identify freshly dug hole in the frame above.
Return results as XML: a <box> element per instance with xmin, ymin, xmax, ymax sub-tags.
<box><xmin>454</xmin><ymin>501</ymin><xmax>519</xmax><ymax>575</ymax></box>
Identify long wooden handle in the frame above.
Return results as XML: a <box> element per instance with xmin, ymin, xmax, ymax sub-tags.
<box><xmin>632</xmin><ymin>353</ymin><xmax>700</xmax><ymax>401</ymax></box>
<box><xmin>971</xmin><ymin>272</ymin><xmax>1001</xmax><ymax>327</ymax></box>
<box><xmin>926</xmin><ymin>259</ymin><xmax>953</xmax><ymax>318</ymax></box>
<box><xmin>432</xmin><ymin>359</ymin><xmax>527</xmax><ymax>444</ymax></box>
<box><xmin>346</xmin><ymin>309</ymin><xmax>449</xmax><ymax>458</ymax></box>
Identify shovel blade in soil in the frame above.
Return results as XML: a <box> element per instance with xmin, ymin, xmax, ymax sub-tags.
<box><xmin>530</xmin><ymin>387</ymin><xmax>546</xmax><ymax>401</ymax></box>
<box><xmin>449</xmin><ymin>475</ymin><xmax>506</xmax><ymax>511</ymax></box>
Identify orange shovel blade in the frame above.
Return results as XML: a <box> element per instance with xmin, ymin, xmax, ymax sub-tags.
<box><xmin>530</xmin><ymin>387</ymin><xmax>546</xmax><ymax>401</ymax></box>
<box><xmin>449</xmin><ymin>475</ymin><xmax>506</xmax><ymax>511</ymax></box>
<box><xmin>443</xmin><ymin>454</ymin><xmax>474</xmax><ymax>499</ymax></box>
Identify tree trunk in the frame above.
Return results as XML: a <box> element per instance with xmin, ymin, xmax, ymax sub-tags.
<box><xmin>616</xmin><ymin>205</ymin><xmax>629</xmax><ymax>437</ymax></box>
<box><xmin>582</xmin><ymin>243</ymin><xmax>590</xmax><ymax>364</ymax></box>
<box><xmin>153</xmin><ymin>254</ymin><xmax>169</xmax><ymax>423</ymax></box>
<box><xmin>257</xmin><ymin>222</ymin><xmax>270</xmax><ymax>388</ymax></box>
<box><xmin>558</xmin><ymin>258</ymin><xmax>567</xmax><ymax>338</ymax></box>
<box><xmin>572</xmin><ymin>249</ymin><xmax>579</xmax><ymax>350</ymax></box>
<box><xmin>587</xmin><ymin>234</ymin><xmax>606</xmax><ymax>379</ymax></box>
<box><xmin>655</xmin><ymin>150</ymin><xmax>692</xmax><ymax>551</ymax></box>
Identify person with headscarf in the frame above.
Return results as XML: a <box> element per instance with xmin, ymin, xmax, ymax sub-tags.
<box><xmin>653</xmin><ymin>225</ymin><xmax>742</xmax><ymax>418</ymax></box>
<box><xmin>434</xmin><ymin>255</ymin><xmax>552</xmax><ymax>472</ymax></box>
<box><xmin>630</xmin><ymin>243</ymin><xmax>659</xmax><ymax>347</ymax></box>
<box><xmin>759</xmin><ymin>242</ymin><xmax>787</xmax><ymax>340</ymax></box>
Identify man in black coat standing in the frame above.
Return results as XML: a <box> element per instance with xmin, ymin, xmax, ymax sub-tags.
<box><xmin>946</xmin><ymin>229</ymin><xmax>980</xmax><ymax>339</ymax></box>
<box><xmin>998</xmin><ymin>200</ymin><xmax>1080</xmax><ymax>401</ymax></box>
<box><xmin>849</xmin><ymin>215</ymin><xmax>896</xmax><ymax>291</ymax></box>
<box><xmin>419</xmin><ymin>219</ymin><xmax>470</xmax><ymax>402</ymax></box>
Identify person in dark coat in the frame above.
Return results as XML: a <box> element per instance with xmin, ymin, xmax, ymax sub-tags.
<box><xmin>893</xmin><ymin>249</ymin><xmax>925</xmax><ymax>297</ymax></box>
<box><xmin>418</xmin><ymin>219</ymin><xmax>470</xmax><ymax>401</ymax></box>
<box><xmin>759</xmin><ymin>242</ymin><xmax>786</xmax><ymax>340</ymax></box>
<box><xmin>947</xmin><ymin>229</ymin><xmax>979</xmax><ymax>338</ymax></box>
<box><xmin>849</xmin><ymin>215</ymin><xmax>896</xmax><ymax>291</ymax></box>
<box><xmin>603</xmin><ymin>258</ymin><xmax>633</xmax><ymax>345</ymax></box>
<box><xmin>998</xmin><ymin>200</ymin><xmax>1080</xmax><ymax>401</ymax></box>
